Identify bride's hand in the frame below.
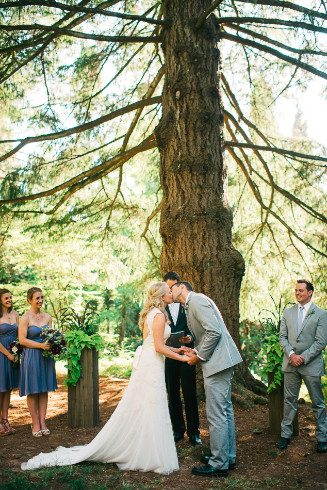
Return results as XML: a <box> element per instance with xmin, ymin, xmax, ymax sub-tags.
<box><xmin>180</xmin><ymin>346</ymin><xmax>194</xmax><ymax>354</ymax></box>
<box><xmin>180</xmin><ymin>354</ymin><xmax>191</xmax><ymax>362</ymax></box>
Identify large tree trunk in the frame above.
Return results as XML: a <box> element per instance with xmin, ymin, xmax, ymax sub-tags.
<box><xmin>156</xmin><ymin>0</ymin><xmax>263</xmax><ymax>392</ymax></box>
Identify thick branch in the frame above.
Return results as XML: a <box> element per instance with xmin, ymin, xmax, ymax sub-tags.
<box><xmin>0</xmin><ymin>1</ymin><xmax>129</xmax><ymax>82</ymax></box>
<box><xmin>225</xmin><ymin>139</ymin><xmax>327</xmax><ymax>223</ymax></box>
<box><xmin>196</xmin><ymin>0</ymin><xmax>223</xmax><ymax>29</ymax></box>
<box><xmin>121</xmin><ymin>65</ymin><xmax>165</xmax><ymax>152</ymax></box>
<box><xmin>227</xmin><ymin>147</ymin><xmax>327</xmax><ymax>259</ymax></box>
<box><xmin>221</xmin><ymin>73</ymin><xmax>272</xmax><ymax>146</ymax></box>
<box><xmin>220</xmin><ymin>32</ymin><xmax>327</xmax><ymax>81</ymax></box>
<box><xmin>225</xmin><ymin>141</ymin><xmax>327</xmax><ymax>164</ymax></box>
<box><xmin>0</xmin><ymin>96</ymin><xmax>162</xmax><ymax>162</ymax></box>
<box><xmin>226</xmin><ymin>24</ymin><xmax>327</xmax><ymax>57</ymax></box>
<box><xmin>234</xmin><ymin>0</ymin><xmax>327</xmax><ymax>22</ymax></box>
<box><xmin>0</xmin><ymin>1</ymin><xmax>166</xmax><ymax>26</ymax></box>
<box><xmin>141</xmin><ymin>200</ymin><xmax>163</xmax><ymax>238</ymax></box>
<box><xmin>0</xmin><ymin>24</ymin><xmax>161</xmax><ymax>43</ymax></box>
<box><xmin>0</xmin><ymin>137</ymin><xmax>157</xmax><ymax>207</ymax></box>
<box><xmin>141</xmin><ymin>200</ymin><xmax>163</xmax><ymax>271</ymax></box>
<box><xmin>217</xmin><ymin>17</ymin><xmax>327</xmax><ymax>35</ymax></box>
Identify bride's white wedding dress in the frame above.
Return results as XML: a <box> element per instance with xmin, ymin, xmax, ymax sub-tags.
<box><xmin>21</xmin><ymin>308</ymin><xmax>179</xmax><ymax>474</ymax></box>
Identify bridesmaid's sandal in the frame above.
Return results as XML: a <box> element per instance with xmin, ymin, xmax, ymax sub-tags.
<box><xmin>31</xmin><ymin>426</ymin><xmax>43</xmax><ymax>438</ymax></box>
<box><xmin>41</xmin><ymin>428</ymin><xmax>50</xmax><ymax>435</ymax></box>
<box><xmin>0</xmin><ymin>422</ymin><xmax>10</xmax><ymax>436</ymax></box>
<box><xmin>3</xmin><ymin>419</ymin><xmax>15</xmax><ymax>434</ymax></box>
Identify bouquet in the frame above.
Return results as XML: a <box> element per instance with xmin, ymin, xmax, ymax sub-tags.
<box><xmin>8</xmin><ymin>340</ymin><xmax>23</xmax><ymax>366</ymax></box>
<box><xmin>40</xmin><ymin>327</ymin><xmax>67</xmax><ymax>359</ymax></box>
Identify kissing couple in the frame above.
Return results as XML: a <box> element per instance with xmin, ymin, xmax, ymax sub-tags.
<box><xmin>22</xmin><ymin>280</ymin><xmax>242</xmax><ymax>478</ymax></box>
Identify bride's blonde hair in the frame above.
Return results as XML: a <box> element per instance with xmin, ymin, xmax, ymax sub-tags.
<box><xmin>139</xmin><ymin>282</ymin><xmax>170</xmax><ymax>331</ymax></box>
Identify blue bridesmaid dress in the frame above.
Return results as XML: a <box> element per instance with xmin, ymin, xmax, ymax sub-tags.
<box><xmin>0</xmin><ymin>323</ymin><xmax>19</xmax><ymax>392</ymax></box>
<box><xmin>19</xmin><ymin>326</ymin><xmax>58</xmax><ymax>396</ymax></box>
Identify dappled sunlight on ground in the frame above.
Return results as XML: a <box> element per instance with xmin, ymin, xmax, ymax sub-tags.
<box><xmin>2</xmin><ymin>375</ymin><xmax>326</xmax><ymax>488</ymax></box>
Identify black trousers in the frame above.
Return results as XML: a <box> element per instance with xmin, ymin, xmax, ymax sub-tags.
<box><xmin>165</xmin><ymin>358</ymin><xmax>200</xmax><ymax>437</ymax></box>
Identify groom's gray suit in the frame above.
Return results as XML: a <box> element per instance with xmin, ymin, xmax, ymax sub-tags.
<box><xmin>186</xmin><ymin>292</ymin><xmax>242</xmax><ymax>470</ymax></box>
<box><xmin>279</xmin><ymin>302</ymin><xmax>327</xmax><ymax>442</ymax></box>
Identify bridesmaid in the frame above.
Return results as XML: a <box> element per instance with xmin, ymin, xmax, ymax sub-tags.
<box><xmin>19</xmin><ymin>287</ymin><xmax>57</xmax><ymax>437</ymax></box>
<box><xmin>0</xmin><ymin>289</ymin><xmax>19</xmax><ymax>436</ymax></box>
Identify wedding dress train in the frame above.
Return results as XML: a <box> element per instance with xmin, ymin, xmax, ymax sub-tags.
<box><xmin>21</xmin><ymin>308</ymin><xmax>179</xmax><ymax>474</ymax></box>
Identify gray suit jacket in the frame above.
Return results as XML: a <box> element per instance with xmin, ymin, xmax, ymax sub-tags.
<box><xmin>279</xmin><ymin>302</ymin><xmax>327</xmax><ymax>376</ymax></box>
<box><xmin>186</xmin><ymin>292</ymin><xmax>242</xmax><ymax>378</ymax></box>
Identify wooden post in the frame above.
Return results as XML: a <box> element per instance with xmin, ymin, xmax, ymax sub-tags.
<box><xmin>268</xmin><ymin>371</ymin><xmax>298</xmax><ymax>436</ymax></box>
<box><xmin>68</xmin><ymin>347</ymin><xmax>99</xmax><ymax>428</ymax></box>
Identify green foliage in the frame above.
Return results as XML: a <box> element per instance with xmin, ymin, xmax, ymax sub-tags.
<box><xmin>60</xmin><ymin>301</ymin><xmax>100</xmax><ymax>336</ymax></box>
<box><xmin>260</xmin><ymin>297</ymin><xmax>291</xmax><ymax>393</ymax></box>
<box><xmin>239</xmin><ymin>320</ymin><xmax>265</xmax><ymax>377</ymax></box>
<box><xmin>261</xmin><ymin>322</ymin><xmax>284</xmax><ymax>394</ymax></box>
<box><xmin>61</xmin><ymin>302</ymin><xmax>105</xmax><ymax>387</ymax></box>
<box><xmin>64</xmin><ymin>330</ymin><xmax>105</xmax><ymax>387</ymax></box>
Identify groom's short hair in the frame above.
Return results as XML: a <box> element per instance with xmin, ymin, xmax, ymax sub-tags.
<box><xmin>297</xmin><ymin>279</ymin><xmax>314</xmax><ymax>293</ymax></box>
<box><xmin>163</xmin><ymin>271</ymin><xmax>180</xmax><ymax>282</ymax></box>
<box><xmin>175</xmin><ymin>281</ymin><xmax>193</xmax><ymax>291</ymax></box>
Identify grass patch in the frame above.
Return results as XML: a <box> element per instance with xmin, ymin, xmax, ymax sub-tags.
<box><xmin>55</xmin><ymin>347</ymin><xmax>135</xmax><ymax>380</ymax></box>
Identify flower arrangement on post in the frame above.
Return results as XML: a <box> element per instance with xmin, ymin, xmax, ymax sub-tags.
<box><xmin>8</xmin><ymin>340</ymin><xmax>23</xmax><ymax>366</ymax></box>
<box><xmin>60</xmin><ymin>301</ymin><xmax>105</xmax><ymax>387</ymax></box>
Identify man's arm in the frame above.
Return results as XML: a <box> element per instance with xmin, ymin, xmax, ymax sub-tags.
<box><xmin>300</xmin><ymin>311</ymin><xmax>327</xmax><ymax>365</ymax></box>
<box><xmin>189</xmin><ymin>296</ymin><xmax>221</xmax><ymax>362</ymax></box>
<box><xmin>279</xmin><ymin>312</ymin><xmax>294</xmax><ymax>357</ymax></box>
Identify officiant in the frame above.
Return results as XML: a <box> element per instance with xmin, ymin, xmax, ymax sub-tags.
<box><xmin>164</xmin><ymin>271</ymin><xmax>201</xmax><ymax>446</ymax></box>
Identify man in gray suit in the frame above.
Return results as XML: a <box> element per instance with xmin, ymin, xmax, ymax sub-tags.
<box><xmin>171</xmin><ymin>281</ymin><xmax>242</xmax><ymax>477</ymax></box>
<box><xmin>278</xmin><ymin>279</ymin><xmax>327</xmax><ymax>453</ymax></box>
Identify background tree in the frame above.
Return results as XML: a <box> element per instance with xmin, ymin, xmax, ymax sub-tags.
<box><xmin>0</xmin><ymin>0</ymin><xmax>326</xmax><ymax>389</ymax></box>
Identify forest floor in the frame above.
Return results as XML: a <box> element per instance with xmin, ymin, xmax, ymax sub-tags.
<box><xmin>0</xmin><ymin>375</ymin><xmax>326</xmax><ymax>489</ymax></box>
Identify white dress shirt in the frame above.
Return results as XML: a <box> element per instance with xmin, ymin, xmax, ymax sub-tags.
<box><xmin>298</xmin><ymin>300</ymin><xmax>312</xmax><ymax>323</ymax></box>
<box><xmin>168</xmin><ymin>302</ymin><xmax>179</xmax><ymax>325</ymax></box>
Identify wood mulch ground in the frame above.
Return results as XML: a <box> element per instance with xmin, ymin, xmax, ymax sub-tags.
<box><xmin>0</xmin><ymin>375</ymin><xmax>326</xmax><ymax>489</ymax></box>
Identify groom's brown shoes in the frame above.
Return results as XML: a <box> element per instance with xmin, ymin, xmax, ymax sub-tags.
<box><xmin>192</xmin><ymin>464</ymin><xmax>228</xmax><ymax>477</ymax></box>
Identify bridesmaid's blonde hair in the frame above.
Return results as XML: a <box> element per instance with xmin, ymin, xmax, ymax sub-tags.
<box><xmin>139</xmin><ymin>282</ymin><xmax>170</xmax><ymax>331</ymax></box>
<box><xmin>27</xmin><ymin>287</ymin><xmax>42</xmax><ymax>302</ymax></box>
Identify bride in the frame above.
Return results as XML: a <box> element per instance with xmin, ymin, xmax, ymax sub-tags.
<box><xmin>22</xmin><ymin>282</ymin><xmax>190</xmax><ymax>474</ymax></box>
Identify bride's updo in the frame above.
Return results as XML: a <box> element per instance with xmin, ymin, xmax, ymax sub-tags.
<box><xmin>139</xmin><ymin>282</ymin><xmax>170</xmax><ymax>331</ymax></box>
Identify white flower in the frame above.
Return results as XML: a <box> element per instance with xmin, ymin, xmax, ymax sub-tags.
<box><xmin>12</xmin><ymin>346</ymin><xmax>18</xmax><ymax>353</ymax></box>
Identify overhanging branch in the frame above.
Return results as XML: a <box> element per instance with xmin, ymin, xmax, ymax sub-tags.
<box><xmin>234</xmin><ymin>0</ymin><xmax>327</xmax><ymax>22</ymax></box>
<box><xmin>220</xmin><ymin>32</ymin><xmax>327</xmax><ymax>81</ymax></box>
<box><xmin>0</xmin><ymin>96</ymin><xmax>162</xmax><ymax>162</ymax></box>
<box><xmin>216</xmin><ymin>17</ymin><xmax>327</xmax><ymax>35</ymax></box>
<box><xmin>0</xmin><ymin>24</ymin><xmax>161</xmax><ymax>43</ymax></box>
<box><xmin>0</xmin><ymin>1</ymin><xmax>167</xmax><ymax>26</ymax></box>
<box><xmin>0</xmin><ymin>137</ymin><xmax>157</xmax><ymax>207</ymax></box>
<box><xmin>225</xmin><ymin>141</ymin><xmax>327</xmax><ymax>164</ymax></box>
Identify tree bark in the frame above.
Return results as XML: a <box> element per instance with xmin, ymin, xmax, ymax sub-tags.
<box><xmin>156</xmin><ymin>0</ymin><xmax>263</xmax><ymax>391</ymax></box>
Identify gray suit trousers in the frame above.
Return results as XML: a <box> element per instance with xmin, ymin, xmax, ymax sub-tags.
<box><xmin>205</xmin><ymin>367</ymin><xmax>236</xmax><ymax>470</ymax></box>
<box><xmin>281</xmin><ymin>371</ymin><xmax>327</xmax><ymax>442</ymax></box>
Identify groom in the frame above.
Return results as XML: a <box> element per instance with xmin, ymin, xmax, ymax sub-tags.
<box><xmin>278</xmin><ymin>279</ymin><xmax>327</xmax><ymax>452</ymax></box>
<box><xmin>171</xmin><ymin>281</ymin><xmax>242</xmax><ymax>477</ymax></box>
